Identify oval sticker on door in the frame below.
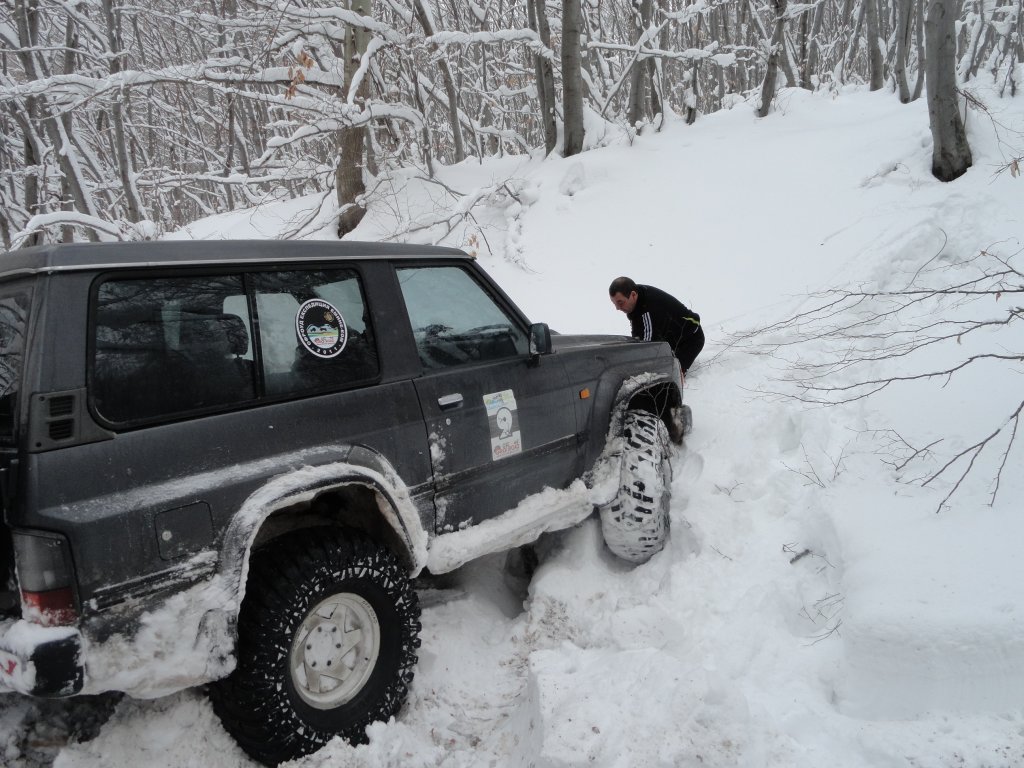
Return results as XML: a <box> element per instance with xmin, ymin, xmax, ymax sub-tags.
<box><xmin>295</xmin><ymin>299</ymin><xmax>348</xmax><ymax>358</ymax></box>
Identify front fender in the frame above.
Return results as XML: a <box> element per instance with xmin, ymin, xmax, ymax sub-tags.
<box><xmin>583</xmin><ymin>367</ymin><xmax>681</xmax><ymax>470</ymax></box>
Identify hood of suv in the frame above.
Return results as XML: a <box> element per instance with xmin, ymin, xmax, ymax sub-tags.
<box><xmin>550</xmin><ymin>333</ymin><xmax>632</xmax><ymax>349</ymax></box>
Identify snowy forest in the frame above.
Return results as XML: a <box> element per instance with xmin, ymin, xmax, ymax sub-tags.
<box><xmin>0</xmin><ymin>0</ymin><xmax>1020</xmax><ymax>249</ymax></box>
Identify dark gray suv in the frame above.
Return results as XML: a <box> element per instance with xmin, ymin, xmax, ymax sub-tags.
<box><xmin>0</xmin><ymin>241</ymin><xmax>686</xmax><ymax>764</ymax></box>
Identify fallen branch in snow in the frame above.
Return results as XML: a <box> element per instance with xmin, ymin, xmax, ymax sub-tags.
<box><xmin>731</xmin><ymin>244</ymin><xmax>1023</xmax><ymax>513</ymax></box>
<box><xmin>781</xmin><ymin>443</ymin><xmax>849</xmax><ymax>489</ymax></box>
<box><xmin>782</xmin><ymin>447</ymin><xmax>827</xmax><ymax>488</ymax></box>
<box><xmin>788</xmin><ymin>548</ymin><xmax>812</xmax><ymax>563</ymax></box>
<box><xmin>922</xmin><ymin>397</ymin><xmax>1024</xmax><ymax>512</ymax></box>
<box><xmin>873</xmin><ymin>428</ymin><xmax>944</xmax><ymax>476</ymax></box>
<box><xmin>710</xmin><ymin>545</ymin><xmax>734</xmax><ymax>561</ymax></box>
<box><xmin>783</xmin><ymin>543</ymin><xmax>834</xmax><ymax>570</ymax></box>
<box><xmin>800</xmin><ymin>591</ymin><xmax>844</xmax><ymax>645</ymax></box>
<box><xmin>713</xmin><ymin>481</ymin><xmax>743</xmax><ymax>496</ymax></box>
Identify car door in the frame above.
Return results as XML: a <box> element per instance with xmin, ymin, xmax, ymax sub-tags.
<box><xmin>396</xmin><ymin>263</ymin><xmax>580</xmax><ymax>533</ymax></box>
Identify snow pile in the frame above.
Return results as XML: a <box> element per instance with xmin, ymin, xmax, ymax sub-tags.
<box><xmin>4</xmin><ymin>84</ymin><xmax>1024</xmax><ymax>767</ymax></box>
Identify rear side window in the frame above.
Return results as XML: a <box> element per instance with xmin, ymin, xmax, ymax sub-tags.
<box><xmin>253</xmin><ymin>269</ymin><xmax>378</xmax><ymax>396</ymax></box>
<box><xmin>92</xmin><ymin>275</ymin><xmax>255</xmax><ymax>423</ymax></box>
<box><xmin>0</xmin><ymin>288</ymin><xmax>32</xmax><ymax>444</ymax></box>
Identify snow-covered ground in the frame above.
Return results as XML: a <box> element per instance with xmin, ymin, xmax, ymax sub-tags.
<box><xmin>4</xmin><ymin>84</ymin><xmax>1024</xmax><ymax>767</ymax></box>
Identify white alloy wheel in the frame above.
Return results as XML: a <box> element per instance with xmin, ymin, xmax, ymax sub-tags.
<box><xmin>288</xmin><ymin>593</ymin><xmax>382</xmax><ymax>710</ymax></box>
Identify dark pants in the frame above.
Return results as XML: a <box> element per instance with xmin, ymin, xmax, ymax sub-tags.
<box><xmin>676</xmin><ymin>327</ymin><xmax>705</xmax><ymax>372</ymax></box>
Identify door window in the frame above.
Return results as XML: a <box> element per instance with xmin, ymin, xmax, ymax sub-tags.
<box><xmin>396</xmin><ymin>266</ymin><xmax>528</xmax><ymax>369</ymax></box>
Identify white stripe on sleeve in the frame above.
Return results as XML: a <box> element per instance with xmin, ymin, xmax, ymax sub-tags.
<box><xmin>642</xmin><ymin>312</ymin><xmax>653</xmax><ymax>341</ymax></box>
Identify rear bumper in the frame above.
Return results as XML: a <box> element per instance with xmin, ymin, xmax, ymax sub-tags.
<box><xmin>0</xmin><ymin>619</ymin><xmax>84</xmax><ymax>697</ymax></box>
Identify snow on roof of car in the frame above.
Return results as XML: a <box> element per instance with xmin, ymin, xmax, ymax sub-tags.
<box><xmin>0</xmin><ymin>240</ymin><xmax>471</xmax><ymax>277</ymax></box>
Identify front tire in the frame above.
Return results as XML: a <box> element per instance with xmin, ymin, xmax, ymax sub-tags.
<box><xmin>210</xmin><ymin>528</ymin><xmax>420</xmax><ymax>766</ymax></box>
<box><xmin>600</xmin><ymin>410</ymin><xmax>673</xmax><ymax>564</ymax></box>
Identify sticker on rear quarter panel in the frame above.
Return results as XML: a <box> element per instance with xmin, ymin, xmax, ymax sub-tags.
<box><xmin>484</xmin><ymin>389</ymin><xmax>521</xmax><ymax>460</ymax></box>
<box><xmin>296</xmin><ymin>299</ymin><xmax>347</xmax><ymax>358</ymax></box>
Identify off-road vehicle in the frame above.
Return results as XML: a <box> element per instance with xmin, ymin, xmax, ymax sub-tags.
<box><xmin>0</xmin><ymin>240</ymin><xmax>687</xmax><ymax>764</ymax></box>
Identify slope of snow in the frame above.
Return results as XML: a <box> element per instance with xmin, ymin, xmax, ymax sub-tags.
<box><xmin>4</xmin><ymin>84</ymin><xmax>1024</xmax><ymax>768</ymax></box>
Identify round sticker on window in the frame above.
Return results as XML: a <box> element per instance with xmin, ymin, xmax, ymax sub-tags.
<box><xmin>295</xmin><ymin>299</ymin><xmax>347</xmax><ymax>358</ymax></box>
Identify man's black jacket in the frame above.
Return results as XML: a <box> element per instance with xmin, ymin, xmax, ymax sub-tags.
<box><xmin>626</xmin><ymin>284</ymin><xmax>702</xmax><ymax>359</ymax></box>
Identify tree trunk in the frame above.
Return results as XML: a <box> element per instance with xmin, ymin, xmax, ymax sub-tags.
<box><xmin>804</xmin><ymin>0</ymin><xmax>826</xmax><ymax>88</ymax></box>
<box><xmin>797</xmin><ymin>7</ymin><xmax>811</xmax><ymax>89</ymax></box>
<box><xmin>913</xmin><ymin>0</ymin><xmax>926</xmax><ymax>98</ymax></box>
<box><xmin>684</xmin><ymin>11</ymin><xmax>700</xmax><ymax>123</ymax></box>
<box><xmin>958</xmin><ymin>0</ymin><xmax>987</xmax><ymax>81</ymax></box>
<box><xmin>409</xmin><ymin>65</ymin><xmax>436</xmax><ymax>178</ymax></box>
<box><xmin>627</xmin><ymin>0</ymin><xmax>655</xmax><ymax>127</ymax></box>
<box><xmin>894</xmin><ymin>0</ymin><xmax>916</xmax><ymax>101</ymax></box>
<box><xmin>865</xmin><ymin>0</ymin><xmax>886</xmax><ymax>89</ymax></box>
<box><xmin>994</xmin><ymin>0</ymin><xmax>1022</xmax><ymax>95</ymax></box>
<box><xmin>562</xmin><ymin>0</ymin><xmax>585</xmax><ymax>156</ymax></box>
<box><xmin>925</xmin><ymin>0</ymin><xmax>972</xmax><ymax>181</ymax></box>
<box><xmin>527</xmin><ymin>0</ymin><xmax>557</xmax><ymax>154</ymax></box>
<box><xmin>841</xmin><ymin>0</ymin><xmax>867</xmax><ymax>83</ymax></box>
<box><xmin>412</xmin><ymin>0</ymin><xmax>466</xmax><ymax>163</ymax></box>
<box><xmin>337</xmin><ymin>0</ymin><xmax>372</xmax><ymax>237</ymax></box>
<box><xmin>757</xmin><ymin>0</ymin><xmax>788</xmax><ymax>117</ymax></box>
<box><xmin>12</xmin><ymin>109</ymin><xmax>45</xmax><ymax>248</ymax></box>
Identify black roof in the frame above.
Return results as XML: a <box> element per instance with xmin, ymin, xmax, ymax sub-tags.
<box><xmin>0</xmin><ymin>240</ymin><xmax>470</xmax><ymax>277</ymax></box>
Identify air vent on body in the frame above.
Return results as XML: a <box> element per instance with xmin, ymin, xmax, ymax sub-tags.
<box><xmin>48</xmin><ymin>420</ymin><xmax>75</xmax><ymax>441</ymax></box>
<box><xmin>29</xmin><ymin>388</ymin><xmax>111</xmax><ymax>453</ymax></box>
<box><xmin>48</xmin><ymin>395</ymin><xmax>75</xmax><ymax>417</ymax></box>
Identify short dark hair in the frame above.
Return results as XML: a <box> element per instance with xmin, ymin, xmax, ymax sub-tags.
<box><xmin>608</xmin><ymin>276</ymin><xmax>637</xmax><ymax>297</ymax></box>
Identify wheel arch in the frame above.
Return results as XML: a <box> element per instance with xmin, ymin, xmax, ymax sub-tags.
<box><xmin>587</xmin><ymin>370</ymin><xmax>683</xmax><ymax>464</ymax></box>
<box><xmin>217</xmin><ymin>451</ymin><xmax>429</xmax><ymax>616</ymax></box>
<box><xmin>621</xmin><ymin>378</ymin><xmax>683</xmax><ymax>433</ymax></box>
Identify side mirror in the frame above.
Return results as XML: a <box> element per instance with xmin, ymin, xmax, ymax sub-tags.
<box><xmin>529</xmin><ymin>323</ymin><xmax>552</xmax><ymax>357</ymax></box>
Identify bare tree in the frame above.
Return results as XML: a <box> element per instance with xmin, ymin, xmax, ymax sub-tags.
<box><xmin>925</xmin><ymin>0</ymin><xmax>972</xmax><ymax>181</ymax></box>
<box><xmin>627</xmin><ymin>0</ymin><xmax>656</xmax><ymax>126</ymax></box>
<box><xmin>864</xmin><ymin>0</ymin><xmax>886</xmax><ymax>89</ymax></box>
<box><xmin>411</xmin><ymin>0</ymin><xmax>466</xmax><ymax>163</ymax></box>
<box><xmin>757</xmin><ymin>0</ymin><xmax>788</xmax><ymax>117</ymax></box>
<box><xmin>337</xmin><ymin>0</ymin><xmax>373</xmax><ymax>236</ymax></box>
<box><xmin>2</xmin><ymin>0</ymin><xmax>1021</xmax><ymax>243</ymax></box>
<box><xmin>527</xmin><ymin>0</ymin><xmax>557</xmax><ymax>155</ymax></box>
<box><xmin>893</xmin><ymin>0</ymin><xmax>919</xmax><ymax>101</ymax></box>
<box><xmin>562</xmin><ymin>0</ymin><xmax>585</xmax><ymax>156</ymax></box>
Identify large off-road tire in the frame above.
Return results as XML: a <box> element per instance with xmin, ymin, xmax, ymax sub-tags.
<box><xmin>600</xmin><ymin>410</ymin><xmax>673</xmax><ymax>564</ymax></box>
<box><xmin>209</xmin><ymin>528</ymin><xmax>421</xmax><ymax>766</ymax></box>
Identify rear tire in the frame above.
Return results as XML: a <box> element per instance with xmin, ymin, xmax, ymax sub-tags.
<box><xmin>209</xmin><ymin>528</ymin><xmax>420</xmax><ymax>766</ymax></box>
<box><xmin>600</xmin><ymin>410</ymin><xmax>672</xmax><ymax>564</ymax></box>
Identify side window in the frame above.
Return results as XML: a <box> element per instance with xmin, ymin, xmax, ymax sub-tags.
<box><xmin>396</xmin><ymin>266</ymin><xmax>528</xmax><ymax>370</ymax></box>
<box><xmin>252</xmin><ymin>269</ymin><xmax>378</xmax><ymax>396</ymax></box>
<box><xmin>92</xmin><ymin>275</ymin><xmax>254</xmax><ymax>423</ymax></box>
<box><xmin>0</xmin><ymin>288</ymin><xmax>31</xmax><ymax>444</ymax></box>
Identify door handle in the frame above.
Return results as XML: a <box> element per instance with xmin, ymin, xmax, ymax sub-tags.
<box><xmin>438</xmin><ymin>393</ymin><xmax>464</xmax><ymax>410</ymax></box>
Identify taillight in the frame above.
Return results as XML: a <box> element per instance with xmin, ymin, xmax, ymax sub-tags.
<box><xmin>21</xmin><ymin>587</ymin><xmax>77</xmax><ymax>626</ymax></box>
<box><xmin>12</xmin><ymin>531</ymin><xmax>78</xmax><ymax>626</ymax></box>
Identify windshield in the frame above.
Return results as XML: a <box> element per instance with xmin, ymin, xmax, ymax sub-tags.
<box><xmin>0</xmin><ymin>286</ymin><xmax>32</xmax><ymax>444</ymax></box>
